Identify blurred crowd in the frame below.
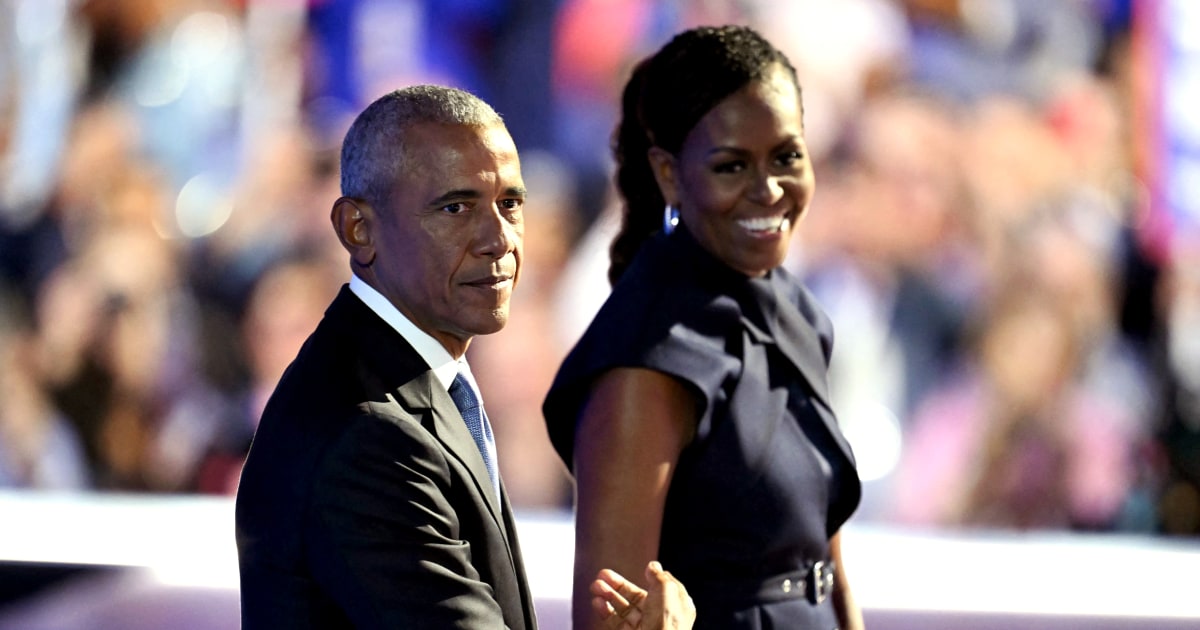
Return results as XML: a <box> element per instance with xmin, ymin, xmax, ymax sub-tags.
<box><xmin>1</xmin><ymin>0</ymin><xmax>1198</xmax><ymax>537</ymax></box>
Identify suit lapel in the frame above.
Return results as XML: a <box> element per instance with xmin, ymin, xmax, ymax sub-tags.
<box><xmin>337</xmin><ymin>287</ymin><xmax>515</xmax><ymax>554</ymax></box>
<box><xmin>417</xmin><ymin>382</ymin><xmax>530</xmax><ymax>623</ymax></box>
<box><xmin>390</xmin><ymin>363</ymin><xmax>509</xmax><ymax>535</ymax></box>
<box><xmin>321</xmin><ymin>287</ymin><xmax>532</xmax><ymax>626</ymax></box>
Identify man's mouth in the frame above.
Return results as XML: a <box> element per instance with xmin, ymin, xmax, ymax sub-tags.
<box><xmin>463</xmin><ymin>274</ymin><xmax>513</xmax><ymax>288</ymax></box>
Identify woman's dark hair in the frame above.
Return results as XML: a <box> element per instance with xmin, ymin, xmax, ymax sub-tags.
<box><xmin>607</xmin><ymin>25</ymin><xmax>801</xmax><ymax>285</ymax></box>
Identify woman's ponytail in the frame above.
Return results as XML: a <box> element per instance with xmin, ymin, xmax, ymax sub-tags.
<box><xmin>608</xmin><ymin>59</ymin><xmax>665</xmax><ymax>286</ymax></box>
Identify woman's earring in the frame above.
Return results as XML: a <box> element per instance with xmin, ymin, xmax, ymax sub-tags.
<box><xmin>663</xmin><ymin>204</ymin><xmax>680</xmax><ymax>234</ymax></box>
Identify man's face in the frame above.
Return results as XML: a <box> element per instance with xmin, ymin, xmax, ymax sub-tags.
<box><xmin>366</xmin><ymin>122</ymin><xmax>525</xmax><ymax>355</ymax></box>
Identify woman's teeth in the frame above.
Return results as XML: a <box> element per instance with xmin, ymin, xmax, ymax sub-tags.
<box><xmin>738</xmin><ymin>215</ymin><xmax>790</xmax><ymax>233</ymax></box>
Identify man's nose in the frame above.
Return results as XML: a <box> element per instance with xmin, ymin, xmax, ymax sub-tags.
<box><xmin>473</xmin><ymin>204</ymin><xmax>517</xmax><ymax>259</ymax></box>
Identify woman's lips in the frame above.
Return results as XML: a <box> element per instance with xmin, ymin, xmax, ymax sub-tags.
<box><xmin>737</xmin><ymin>213</ymin><xmax>791</xmax><ymax>234</ymax></box>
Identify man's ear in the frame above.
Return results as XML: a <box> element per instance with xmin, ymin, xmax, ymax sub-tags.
<box><xmin>331</xmin><ymin>197</ymin><xmax>375</xmax><ymax>266</ymax></box>
<box><xmin>647</xmin><ymin>146</ymin><xmax>680</xmax><ymax>207</ymax></box>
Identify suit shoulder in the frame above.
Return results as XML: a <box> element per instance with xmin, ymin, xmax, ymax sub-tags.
<box><xmin>312</xmin><ymin>406</ymin><xmax>453</xmax><ymax>494</ymax></box>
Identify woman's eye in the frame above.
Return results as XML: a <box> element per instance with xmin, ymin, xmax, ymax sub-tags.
<box><xmin>777</xmin><ymin>151</ymin><xmax>805</xmax><ymax>167</ymax></box>
<box><xmin>713</xmin><ymin>161</ymin><xmax>745</xmax><ymax>174</ymax></box>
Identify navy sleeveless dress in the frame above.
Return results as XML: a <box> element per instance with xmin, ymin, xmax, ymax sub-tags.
<box><xmin>544</xmin><ymin>227</ymin><xmax>861</xmax><ymax>629</ymax></box>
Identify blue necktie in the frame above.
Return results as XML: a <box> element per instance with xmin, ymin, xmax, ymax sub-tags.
<box><xmin>448</xmin><ymin>369</ymin><xmax>501</xmax><ymax>501</ymax></box>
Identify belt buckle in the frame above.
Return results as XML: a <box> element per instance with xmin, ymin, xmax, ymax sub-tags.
<box><xmin>807</xmin><ymin>560</ymin><xmax>834</xmax><ymax>605</ymax></box>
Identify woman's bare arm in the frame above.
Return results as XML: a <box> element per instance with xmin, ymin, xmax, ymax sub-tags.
<box><xmin>572</xmin><ymin>367</ymin><xmax>697</xmax><ymax>630</ymax></box>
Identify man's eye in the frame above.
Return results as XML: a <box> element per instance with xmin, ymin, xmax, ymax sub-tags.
<box><xmin>441</xmin><ymin>202</ymin><xmax>468</xmax><ymax>214</ymax></box>
<box><xmin>499</xmin><ymin>199</ymin><xmax>524</xmax><ymax>224</ymax></box>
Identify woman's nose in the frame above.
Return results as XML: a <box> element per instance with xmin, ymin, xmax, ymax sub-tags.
<box><xmin>749</xmin><ymin>172</ymin><xmax>784</xmax><ymax>205</ymax></box>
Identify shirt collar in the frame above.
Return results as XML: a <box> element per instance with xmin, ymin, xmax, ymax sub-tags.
<box><xmin>348</xmin><ymin>274</ymin><xmax>459</xmax><ymax>390</ymax></box>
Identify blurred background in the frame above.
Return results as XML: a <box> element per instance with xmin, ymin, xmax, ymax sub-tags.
<box><xmin>1</xmin><ymin>0</ymin><xmax>1199</xmax><ymax>628</ymax></box>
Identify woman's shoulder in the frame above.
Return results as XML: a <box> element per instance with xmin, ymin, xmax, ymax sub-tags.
<box><xmin>546</xmin><ymin>234</ymin><xmax>745</xmax><ymax>390</ymax></box>
<box><xmin>563</xmin><ymin>267</ymin><xmax>733</xmax><ymax>379</ymax></box>
<box><xmin>588</xmin><ymin>236</ymin><xmax>749</xmax><ymax>356</ymax></box>
<box><xmin>542</xmin><ymin>238</ymin><xmax>747</xmax><ymax>468</ymax></box>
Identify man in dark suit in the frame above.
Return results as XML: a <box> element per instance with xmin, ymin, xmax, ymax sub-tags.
<box><xmin>235</xmin><ymin>85</ymin><xmax>693</xmax><ymax>629</ymax></box>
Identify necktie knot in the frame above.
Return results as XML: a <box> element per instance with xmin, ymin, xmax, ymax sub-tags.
<box><xmin>449</xmin><ymin>373</ymin><xmax>480</xmax><ymax>411</ymax></box>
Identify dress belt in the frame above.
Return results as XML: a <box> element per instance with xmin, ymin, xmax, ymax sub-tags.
<box><xmin>707</xmin><ymin>560</ymin><xmax>837</xmax><ymax>607</ymax></box>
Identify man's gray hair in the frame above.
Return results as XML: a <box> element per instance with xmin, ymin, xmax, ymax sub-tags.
<box><xmin>340</xmin><ymin>85</ymin><xmax>504</xmax><ymax>205</ymax></box>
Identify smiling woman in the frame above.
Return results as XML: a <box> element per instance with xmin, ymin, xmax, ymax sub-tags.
<box><xmin>646</xmin><ymin>62</ymin><xmax>814</xmax><ymax>278</ymax></box>
<box><xmin>543</xmin><ymin>25</ymin><xmax>864</xmax><ymax>630</ymax></box>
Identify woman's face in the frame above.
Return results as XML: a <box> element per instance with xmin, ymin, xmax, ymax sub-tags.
<box><xmin>653</xmin><ymin>63</ymin><xmax>814</xmax><ymax>277</ymax></box>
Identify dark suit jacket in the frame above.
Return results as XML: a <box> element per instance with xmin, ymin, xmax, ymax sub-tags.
<box><xmin>236</xmin><ymin>286</ymin><xmax>537</xmax><ymax>629</ymax></box>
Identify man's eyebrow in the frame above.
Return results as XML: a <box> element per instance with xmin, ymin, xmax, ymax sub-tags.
<box><xmin>427</xmin><ymin>188</ymin><xmax>481</xmax><ymax>207</ymax></box>
<box><xmin>426</xmin><ymin>186</ymin><xmax>527</xmax><ymax>208</ymax></box>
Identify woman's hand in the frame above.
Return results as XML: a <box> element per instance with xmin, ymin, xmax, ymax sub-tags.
<box><xmin>592</xmin><ymin>561</ymin><xmax>695</xmax><ymax>629</ymax></box>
